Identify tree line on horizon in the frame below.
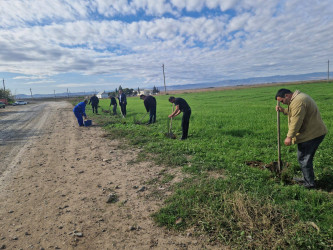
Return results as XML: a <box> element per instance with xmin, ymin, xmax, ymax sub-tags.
<box><xmin>107</xmin><ymin>85</ymin><xmax>160</xmax><ymax>97</ymax></box>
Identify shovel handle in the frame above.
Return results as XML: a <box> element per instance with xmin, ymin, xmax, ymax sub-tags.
<box><xmin>140</xmin><ymin>112</ymin><xmax>148</xmax><ymax>122</ymax></box>
<box><xmin>169</xmin><ymin>104</ymin><xmax>174</xmax><ymax>133</ymax></box>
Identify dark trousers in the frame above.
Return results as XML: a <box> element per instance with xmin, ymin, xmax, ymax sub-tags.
<box><xmin>92</xmin><ymin>104</ymin><xmax>98</xmax><ymax>113</ymax></box>
<box><xmin>120</xmin><ymin>104</ymin><xmax>126</xmax><ymax>116</ymax></box>
<box><xmin>112</xmin><ymin>104</ymin><xmax>117</xmax><ymax>115</ymax></box>
<box><xmin>74</xmin><ymin>112</ymin><xmax>84</xmax><ymax>126</ymax></box>
<box><xmin>297</xmin><ymin>134</ymin><xmax>326</xmax><ymax>187</ymax></box>
<box><xmin>181</xmin><ymin>109</ymin><xmax>191</xmax><ymax>139</ymax></box>
<box><xmin>149</xmin><ymin>106</ymin><xmax>156</xmax><ymax>123</ymax></box>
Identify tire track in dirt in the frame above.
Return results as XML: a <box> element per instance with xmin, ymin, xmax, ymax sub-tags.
<box><xmin>0</xmin><ymin>101</ymin><xmax>222</xmax><ymax>249</ymax></box>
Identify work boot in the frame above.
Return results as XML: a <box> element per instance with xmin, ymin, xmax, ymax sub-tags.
<box><xmin>293</xmin><ymin>177</ymin><xmax>305</xmax><ymax>184</ymax></box>
<box><xmin>304</xmin><ymin>183</ymin><xmax>316</xmax><ymax>189</ymax></box>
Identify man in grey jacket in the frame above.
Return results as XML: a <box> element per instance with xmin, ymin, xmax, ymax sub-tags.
<box><xmin>275</xmin><ymin>88</ymin><xmax>327</xmax><ymax>189</ymax></box>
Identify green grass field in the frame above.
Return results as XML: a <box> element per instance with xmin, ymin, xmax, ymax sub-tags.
<box><xmin>84</xmin><ymin>82</ymin><xmax>333</xmax><ymax>249</ymax></box>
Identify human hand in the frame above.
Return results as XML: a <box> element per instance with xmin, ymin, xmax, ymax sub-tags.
<box><xmin>276</xmin><ymin>106</ymin><xmax>283</xmax><ymax>112</ymax></box>
<box><xmin>284</xmin><ymin>137</ymin><xmax>292</xmax><ymax>146</ymax></box>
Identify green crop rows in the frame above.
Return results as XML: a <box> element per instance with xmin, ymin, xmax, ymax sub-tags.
<box><xmin>85</xmin><ymin>82</ymin><xmax>333</xmax><ymax>249</ymax></box>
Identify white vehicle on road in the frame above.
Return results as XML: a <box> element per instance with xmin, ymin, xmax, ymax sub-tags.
<box><xmin>14</xmin><ymin>100</ymin><xmax>28</xmax><ymax>105</ymax></box>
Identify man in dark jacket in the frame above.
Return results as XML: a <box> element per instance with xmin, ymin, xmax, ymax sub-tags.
<box><xmin>140</xmin><ymin>94</ymin><xmax>156</xmax><ymax>124</ymax></box>
<box><xmin>118</xmin><ymin>89</ymin><xmax>127</xmax><ymax>117</ymax></box>
<box><xmin>109</xmin><ymin>96</ymin><xmax>117</xmax><ymax>115</ymax></box>
<box><xmin>73</xmin><ymin>99</ymin><xmax>88</xmax><ymax>126</ymax></box>
<box><xmin>168</xmin><ymin>96</ymin><xmax>191</xmax><ymax>140</ymax></box>
<box><xmin>89</xmin><ymin>94</ymin><xmax>99</xmax><ymax>114</ymax></box>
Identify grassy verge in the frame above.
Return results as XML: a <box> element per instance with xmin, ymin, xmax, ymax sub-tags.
<box><xmin>79</xmin><ymin>82</ymin><xmax>332</xmax><ymax>249</ymax></box>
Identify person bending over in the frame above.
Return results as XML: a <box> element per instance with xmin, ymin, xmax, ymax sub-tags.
<box><xmin>168</xmin><ymin>96</ymin><xmax>191</xmax><ymax>140</ymax></box>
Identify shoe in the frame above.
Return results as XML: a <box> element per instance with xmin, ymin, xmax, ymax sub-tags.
<box><xmin>304</xmin><ymin>184</ymin><xmax>316</xmax><ymax>189</ymax></box>
<box><xmin>293</xmin><ymin>177</ymin><xmax>305</xmax><ymax>184</ymax></box>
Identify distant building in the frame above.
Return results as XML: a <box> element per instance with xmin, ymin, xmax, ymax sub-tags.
<box><xmin>138</xmin><ymin>89</ymin><xmax>152</xmax><ymax>96</ymax></box>
<box><xmin>97</xmin><ymin>91</ymin><xmax>108</xmax><ymax>99</ymax></box>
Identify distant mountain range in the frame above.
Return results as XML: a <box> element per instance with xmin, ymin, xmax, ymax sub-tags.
<box><xmin>15</xmin><ymin>72</ymin><xmax>329</xmax><ymax>99</ymax></box>
<box><xmin>161</xmin><ymin>72</ymin><xmax>329</xmax><ymax>91</ymax></box>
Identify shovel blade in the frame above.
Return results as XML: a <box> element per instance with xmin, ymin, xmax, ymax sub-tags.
<box><xmin>165</xmin><ymin>132</ymin><xmax>176</xmax><ymax>139</ymax></box>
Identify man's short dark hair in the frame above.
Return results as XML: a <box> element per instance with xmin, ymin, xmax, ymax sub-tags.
<box><xmin>168</xmin><ymin>96</ymin><xmax>175</xmax><ymax>102</ymax></box>
<box><xmin>140</xmin><ymin>94</ymin><xmax>145</xmax><ymax>99</ymax></box>
<box><xmin>275</xmin><ymin>88</ymin><xmax>292</xmax><ymax>100</ymax></box>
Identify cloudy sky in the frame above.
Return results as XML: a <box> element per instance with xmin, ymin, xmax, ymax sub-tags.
<box><xmin>0</xmin><ymin>0</ymin><xmax>332</xmax><ymax>95</ymax></box>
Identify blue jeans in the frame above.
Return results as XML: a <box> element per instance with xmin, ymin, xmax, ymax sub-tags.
<box><xmin>74</xmin><ymin>112</ymin><xmax>84</xmax><ymax>126</ymax></box>
<box><xmin>297</xmin><ymin>134</ymin><xmax>326</xmax><ymax>187</ymax></box>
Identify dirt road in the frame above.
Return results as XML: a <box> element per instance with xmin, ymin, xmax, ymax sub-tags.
<box><xmin>0</xmin><ymin>101</ymin><xmax>218</xmax><ymax>249</ymax></box>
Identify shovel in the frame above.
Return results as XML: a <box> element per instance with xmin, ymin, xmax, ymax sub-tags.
<box><xmin>165</xmin><ymin>104</ymin><xmax>176</xmax><ymax>139</ymax></box>
<box><xmin>134</xmin><ymin>112</ymin><xmax>148</xmax><ymax>124</ymax></box>
<box><xmin>118</xmin><ymin>102</ymin><xmax>125</xmax><ymax>118</ymax></box>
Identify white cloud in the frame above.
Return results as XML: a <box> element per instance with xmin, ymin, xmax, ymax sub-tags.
<box><xmin>227</xmin><ymin>12</ymin><xmax>252</xmax><ymax>32</ymax></box>
<box><xmin>24</xmin><ymin>80</ymin><xmax>56</xmax><ymax>85</ymax></box>
<box><xmin>0</xmin><ymin>0</ymin><xmax>90</xmax><ymax>28</ymax></box>
<box><xmin>14</xmin><ymin>76</ymin><xmax>47</xmax><ymax>80</ymax></box>
<box><xmin>56</xmin><ymin>83</ymin><xmax>93</xmax><ymax>88</ymax></box>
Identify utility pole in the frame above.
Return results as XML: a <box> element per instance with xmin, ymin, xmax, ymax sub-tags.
<box><xmin>54</xmin><ymin>90</ymin><xmax>56</xmax><ymax>99</ymax></box>
<box><xmin>328</xmin><ymin>60</ymin><xmax>330</xmax><ymax>82</ymax></box>
<box><xmin>30</xmin><ymin>88</ymin><xmax>33</xmax><ymax>99</ymax></box>
<box><xmin>162</xmin><ymin>64</ymin><xmax>166</xmax><ymax>94</ymax></box>
<box><xmin>67</xmin><ymin>88</ymin><xmax>69</xmax><ymax>98</ymax></box>
<box><xmin>2</xmin><ymin>79</ymin><xmax>5</xmax><ymax>91</ymax></box>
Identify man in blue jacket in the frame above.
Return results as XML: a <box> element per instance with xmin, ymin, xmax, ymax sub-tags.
<box><xmin>73</xmin><ymin>99</ymin><xmax>88</xmax><ymax>126</ymax></box>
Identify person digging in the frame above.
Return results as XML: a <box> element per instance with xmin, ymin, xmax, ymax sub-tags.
<box><xmin>73</xmin><ymin>99</ymin><xmax>88</xmax><ymax>127</ymax></box>
<box><xmin>275</xmin><ymin>88</ymin><xmax>327</xmax><ymax>189</ymax></box>
<box><xmin>140</xmin><ymin>94</ymin><xmax>156</xmax><ymax>124</ymax></box>
<box><xmin>168</xmin><ymin>96</ymin><xmax>191</xmax><ymax>140</ymax></box>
